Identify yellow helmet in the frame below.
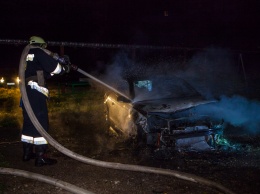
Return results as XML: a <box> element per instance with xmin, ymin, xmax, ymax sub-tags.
<box><xmin>29</xmin><ymin>36</ymin><xmax>47</xmax><ymax>48</ymax></box>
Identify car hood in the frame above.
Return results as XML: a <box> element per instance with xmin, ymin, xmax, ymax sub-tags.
<box><xmin>133</xmin><ymin>96</ymin><xmax>216</xmax><ymax>114</ymax></box>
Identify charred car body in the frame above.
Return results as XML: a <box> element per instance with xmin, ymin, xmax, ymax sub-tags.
<box><xmin>104</xmin><ymin>75</ymin><xmax>224</xmax><ymax>152</ymax></box>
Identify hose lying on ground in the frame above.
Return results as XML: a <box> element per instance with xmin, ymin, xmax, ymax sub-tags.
<box><xmin>3</xmin><ymin>44</ymin><xmax>235</xmax><ymax>194</ymax></box>
<box><xmin>0</xmin><ymin>167</ymin><xmax>93</xmax><ymax>194</ymax></box>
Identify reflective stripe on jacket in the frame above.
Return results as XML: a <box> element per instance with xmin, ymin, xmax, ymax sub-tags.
<box><xmin>28</xmin><ymin>81</ymin><xmax>49</xmax><ymax>97</ymax></box>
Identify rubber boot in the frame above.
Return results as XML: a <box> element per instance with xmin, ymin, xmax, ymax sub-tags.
<box><xmin>35</xmin><ymin>145</ymin><xmax>57</xmax><ymax>167</ymax></box>
<box><xmin>22</xmin><ymin>142</ymin><xmax>36</xmax><ymax>161</ymax></box>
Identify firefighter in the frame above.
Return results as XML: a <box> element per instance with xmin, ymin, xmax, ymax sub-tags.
<box><xmin>20</xmin><ymin>36</ymin><xmax>70</xmax><ymax>167</ymax></box>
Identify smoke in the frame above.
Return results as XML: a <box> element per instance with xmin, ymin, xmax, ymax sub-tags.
<box><xmin>93</xmin><ymin>52</ymin><xmax>131</xmax><ymax>97</ymax></box>
<box><xmin>100</xmin><ymin>47</ymin><xmax>245</xmax><ymax>100</ymax></box>
<box><xmin>196</xmin><ymin>95</ymin><xmax>260</xmax><ymax>134</ymax></box>
<box><xmin>175</xmin><ymin>47</ymin><xmax>244</xmax><ymax>99</ymax></box>
<box><xmin>174</xmin><ymin>47</ymin><xmax>260</xmax><ymax>134</ymax></box>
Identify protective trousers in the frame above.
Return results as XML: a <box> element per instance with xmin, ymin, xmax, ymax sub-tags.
<box><xmin>21</xmin><ymin>86</ymin><xmax>56</xmax><ymax>166</ymax></box>
<box><xmin>21</xmin><ymin>85</ymin><xmax>49</xmax><ymax>137</ymax></box>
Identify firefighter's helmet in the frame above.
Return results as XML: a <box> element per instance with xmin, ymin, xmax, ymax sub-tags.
<box><xmin>29</xmin><ymin>36</ymin><xmax>47</xmax><ymax>48</ymax></box>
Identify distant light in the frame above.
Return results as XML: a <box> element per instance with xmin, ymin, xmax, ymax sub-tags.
<box><xmin>16</xmin><ymin>77</ymin><xmax>20</xmax><ymax>83</ymax></box>
<box><xmin>0</xmin><ymin>77</ymin><xmax>4</xmax><ymax>83</ymax></box>
<box><xmin>164</xmin><ymin>10</ymin><xmax>169</xmax><ymax>17</ymax></box>
<box><xmin>7</xmin><ymin>83</ymin><xmax>15</xmax><ymax>86</ymax></box>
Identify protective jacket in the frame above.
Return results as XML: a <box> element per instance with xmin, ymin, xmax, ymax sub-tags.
<box><xmin>21</xmin><ymin>47</ymin><xmax>64</xmax><ymax>145</ymax></box>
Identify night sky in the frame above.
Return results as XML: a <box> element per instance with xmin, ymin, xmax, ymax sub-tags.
<box><xmin>0</xmin><ymin>0</ymin><xmax>260</xmax><ymax>70</ymax></box>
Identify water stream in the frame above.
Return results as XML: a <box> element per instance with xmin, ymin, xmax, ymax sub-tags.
<box><xmin>77</xmin><ymin>68</ymin><xmax>132</xmax><ymax>101</ymax></box>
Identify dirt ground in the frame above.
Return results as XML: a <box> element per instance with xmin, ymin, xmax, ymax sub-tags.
<box><xmin>0</xmin><ymin>126</ymin><xmax>260</xmax><ymax>194</ymax></box>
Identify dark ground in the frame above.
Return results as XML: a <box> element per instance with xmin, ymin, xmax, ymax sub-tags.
<box><xmin>0</xmin><ymin>126</ymin><xmax>260</xmax><ymax>194</ymax></box>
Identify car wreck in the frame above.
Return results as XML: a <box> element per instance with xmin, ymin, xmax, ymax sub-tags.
<box><xmin>104</xmin><ymin>75</ymin><xmax>225</xmax><ymax>153</ymax></box>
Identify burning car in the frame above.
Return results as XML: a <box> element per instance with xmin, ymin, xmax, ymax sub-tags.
<box><xmin>104</xmin><ymin>75</ymin><xmax>224</xmax><ymax>153</ymax></box>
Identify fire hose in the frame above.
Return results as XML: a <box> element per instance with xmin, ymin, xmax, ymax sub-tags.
<box><xmin>0</xmin><ymin>167</ymin><xmax>93</xmax><ymax>194</ymax></box>
<box><xmin>0</xmin><ymin>44</ymin><xmax>236</xmax><ymax>194</ymax></box>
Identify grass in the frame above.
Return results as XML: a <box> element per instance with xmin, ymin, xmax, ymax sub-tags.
<box><xmin>0</xmin><ymin>88</ymin><xmax>22</xmax><ymax>128</ymax></box>
<box><xmin>0</xmin><ymin>85</ymin><xmax>105</xmax><ymax>128</ymax></box>
<box><xmin>0</xmin><ymin>85</ymin><xmax>110</xmax><ymax>156</ymax></box>
<box><xmin>47</xmin><ymin>86</ymin><xmax>109</xmax><ymax>155</ymax></box>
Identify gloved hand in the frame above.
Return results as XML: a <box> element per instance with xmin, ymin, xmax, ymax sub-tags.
<box><xmin>63</xmin><ymin>64</ymin><xmax>71</xmax><ymax>73</ymax></box>
<box><xmin>62</xmin><ymin>55</ymin><xmax>72</xmax><ymax>73</ymax></box>
<box><xmin>63</xmin><ymin>55</ymin><xmax>70</xmax><ymax>65</ymax></box>
<box><xmin>55</xmin><ymin>54</ymin><xmax>70</xmax><ymax>65</ymax></box>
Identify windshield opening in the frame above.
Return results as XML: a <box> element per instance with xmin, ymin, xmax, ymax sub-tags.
<box><xmin>133</xmin><ymin>76</ymin><xmax>199</xmax><ymax>101</ymax></box>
